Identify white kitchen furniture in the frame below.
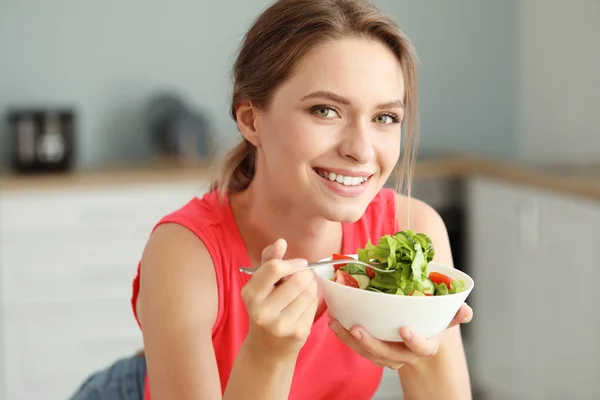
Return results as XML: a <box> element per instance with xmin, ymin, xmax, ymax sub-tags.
<box><xmin>0</xmin><ymin>180</ymin><xmax>208</xmax><ymax>400</ymax></box>
<box><xmin>467</xmin><ymin>176</ymin><xmax>600</xmax><ymax>400</ymax></box>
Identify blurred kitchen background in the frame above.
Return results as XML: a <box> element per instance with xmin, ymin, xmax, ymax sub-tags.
<box><xmin>0</xmin><ymin>0</ymin><xmax>598</xmax><ymax>399</ymax></box>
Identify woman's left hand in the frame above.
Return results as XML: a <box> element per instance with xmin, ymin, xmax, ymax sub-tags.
<box><xmin>327</xmin><ymin>303</ymin><xmax>473</xmax><ymax>370</ymax></box>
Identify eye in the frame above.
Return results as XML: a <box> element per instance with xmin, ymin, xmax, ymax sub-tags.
<box><xmin>311</xmin><ymin>106</ymin><xmax>339</xmax><ymax>119</ymax></box>
<box><xmin>373</xmin><ymin>113</ymin><xmax>400</xmax><ymax>125</ymax></box>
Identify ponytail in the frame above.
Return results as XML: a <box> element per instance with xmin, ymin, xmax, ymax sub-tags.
<box><xmin>211</xmin><ymin>139</ymin><xmax>256</xmax><ymax>197</ymax></box>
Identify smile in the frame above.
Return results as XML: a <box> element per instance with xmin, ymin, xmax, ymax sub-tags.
<box><xmin>313</xmin><ymin>168</ymin><xmax>371</xmax><ymax>187</ymax></box>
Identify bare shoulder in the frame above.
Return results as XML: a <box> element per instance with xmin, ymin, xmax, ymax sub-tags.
<box><xmin>394</xmin><ymin>193</ymin><xmax>453</xmax><ymax>266</ymax></box>
<box><xmin>137</xmin><ymin>222</ymin><xmax>218</xmax><ymax>329</ymax></box>
<box><xmin>394</xmin><ymin>193</ymin><xmax>446</xmax><ymax>230</ymax></box>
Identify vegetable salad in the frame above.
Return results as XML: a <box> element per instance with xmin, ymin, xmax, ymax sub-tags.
<box><xmin>331</xmin><ymin>230</ymin><xmax>466</xmax><ymax>296</ymax></box>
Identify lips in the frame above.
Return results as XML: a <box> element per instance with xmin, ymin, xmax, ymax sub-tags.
<box><xmin>313</xmin><ymin>168</ymin><xmax>370</xmax><ymax>186</ymax></box>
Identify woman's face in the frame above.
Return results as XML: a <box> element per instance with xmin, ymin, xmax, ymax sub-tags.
<box><xmin>254</xmin><ymin>37</ymin><xmax>405</xmax><ymax>222</ymax></box>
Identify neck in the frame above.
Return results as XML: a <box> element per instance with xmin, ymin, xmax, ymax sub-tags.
<box><xmin>229</xmin><ymin>181</ymin><xmax>343</xmax><ymax>266</ymax></box>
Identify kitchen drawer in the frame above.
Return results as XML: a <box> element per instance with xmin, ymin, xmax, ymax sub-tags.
<box><xmin>2</xmin><ymin>301</ymin><xmax>143</xmax><ymax>400</ymax></box>
<box><xmin>0</xmin><ymin>181</ymin><xmax>207</xmax><ymax>234</ymax></box>
<box><xmin>1</xmin><ymin>228</ymin><xmax>149</xmax><ymax>306</ymax></box>
<box><xmin>466</xmin><ymin>177</ymin><xmax>544</xmax><ymax>219</ymax></box>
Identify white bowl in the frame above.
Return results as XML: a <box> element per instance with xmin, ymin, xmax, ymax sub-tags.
<box><xmin>314</xmin><ymin>254</ymin><xmax>474</xmax><ymax>342</ymax></box>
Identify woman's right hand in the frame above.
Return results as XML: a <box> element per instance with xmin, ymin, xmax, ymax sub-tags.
<box><xmin>241</xmin><ymin>238</ymin><xmax>319</xmax><ymax>360</ymax></box>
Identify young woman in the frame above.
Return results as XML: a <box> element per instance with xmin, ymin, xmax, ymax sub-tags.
<box><xmin>72</xmin><ymin>0</ymin><xmax>473</xmax><ymax>399</ymax></box>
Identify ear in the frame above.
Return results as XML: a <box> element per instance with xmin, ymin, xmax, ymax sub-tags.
<box><xmin>235</xmin><ymin>100</ymin><xmax>262</xmax><ymax>147</ymax></box>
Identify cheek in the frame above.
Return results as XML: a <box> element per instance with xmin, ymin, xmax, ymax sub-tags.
<box><xmin>262</xmin><ymin>114</ymin><xmax>302</xmax><ymax>154</ymax></box>
<box><xmin>265</xmin><ymin>115</ymin><xmax>327</xmax><ymax>165</ymax></box>
<box><xmin>377</xmin><ymin>133</ymin><xmax>402</xmax><ymax>170</ymax></box>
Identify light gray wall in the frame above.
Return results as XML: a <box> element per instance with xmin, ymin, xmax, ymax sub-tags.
<box><xmin>517</xmin><ymin>0</ymin><xmax>600</xmax><ymax>163</ymax></box>
<box><xmin>0</xmin><ymin>0</ymin><xmax>518</xmax><ymax>170</ymax></box>
<box><xmin>388</xmin><ymin>0</ymin><xmax>518</xmax><ymax>158</ymax></box>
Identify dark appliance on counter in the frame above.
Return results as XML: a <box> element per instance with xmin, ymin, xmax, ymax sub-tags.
<box><xmin>6</xmin><ymin>108</ymin><xmax>76</xmax><ymax>173</ymax></box>
<box><xmin>144</xmin><ymin>93</ymin><xmax>214</xmax><ymax>161</ymax></box>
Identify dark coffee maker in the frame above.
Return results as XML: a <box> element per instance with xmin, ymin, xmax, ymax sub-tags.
<box><xmin>7</xmin><ymin>108</ymin><xmax>76</xmax><ymax>173</ymax></box>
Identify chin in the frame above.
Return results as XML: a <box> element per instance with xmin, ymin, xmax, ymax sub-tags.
<box><xmin>319</xmin><ymin>199</ymin><xmax>372</xmax><ymax>223</ymax></box>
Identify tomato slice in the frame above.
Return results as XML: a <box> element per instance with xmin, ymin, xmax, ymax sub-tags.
<box><xmin>332</xmin><ymin>270</ymin><xmax>359</xmax><ymax>288</ymax></box>
<box><xmin>332</xmin><ymin>253</ymin><xmax>354</xmax><ymax>270</ymax></box>
<box><xmin>428</xmin><ymin>272</ymin><xmax>454</xmax><ymax>288</ymax></box>
<box><xmin>365</xmin><ymin>267</ymin><xmax>376</xmax><ymax>279</ymax></box>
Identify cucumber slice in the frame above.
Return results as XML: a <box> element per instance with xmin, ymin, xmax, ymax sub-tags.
<box><xmin>352</xmin><ymin>274</ymin><xmax>371</xmax><ymax>290</ymax></box>
<box><xmin>421</xmin><ymin>277</ymin><xmax>435</xmax><ymax>295</ymax></box>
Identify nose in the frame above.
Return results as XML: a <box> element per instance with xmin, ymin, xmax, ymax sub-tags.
<box><xmin>338</xmin><ymin>121</ymin><xmax>375</xmax><ymax>164</ymax></box>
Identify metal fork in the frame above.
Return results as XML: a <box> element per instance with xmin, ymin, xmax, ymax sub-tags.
<box><xmin>239</xmin><ymin>258</ymin><xmax>394</xmax><ymax>276</ymax></box>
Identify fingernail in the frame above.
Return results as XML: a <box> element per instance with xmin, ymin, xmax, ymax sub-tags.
<box><xmin>293</xmin><ymin>259</ymin><xmax>308</xmax><ymax>268</ymax></box>
<box><xmin>400</xmin><ymin>328</ymin><xmax>412</xmax><ymax>340</ymax></box>
<box><xmin>351</xmin><ymin>330</ymin><xmax>362</xmax><ymax>341</ymax></box>
<box><xmin>328</xmin><ymin>321</ymin><xmax>340</xmax><ymax>334</ymax></box>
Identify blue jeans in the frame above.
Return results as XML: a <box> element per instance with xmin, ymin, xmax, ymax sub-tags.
<box><xmin>69</xmin><ymin>353</ymin><xmax>146</xmax><ymax>400</ymax></box>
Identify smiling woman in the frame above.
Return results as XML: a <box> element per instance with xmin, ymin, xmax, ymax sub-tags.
<box><xmin>214</xmin><ymin>1</ymin><xmax>419</xmax><ymax>205</ymax></box>
<box><xmin>69</xmin><ymin>1</ymin><xmax>472</xmax><ymax>400</ymax></box>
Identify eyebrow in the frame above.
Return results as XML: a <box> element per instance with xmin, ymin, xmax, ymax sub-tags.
<box><xmin>301</xmin><ymin>90</ymin><xmax>404</xmax><ymax>109</ymax></box>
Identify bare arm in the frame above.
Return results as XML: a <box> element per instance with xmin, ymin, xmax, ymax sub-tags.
<box><xmin>137</xmin><ymin>224</ymin><xmax>303</xmax><ymax>400</ymax></box>
<box><xmin>395</xmin><ymin>195</ymin><xmax>472</xmax><ymax>399</ymax></box>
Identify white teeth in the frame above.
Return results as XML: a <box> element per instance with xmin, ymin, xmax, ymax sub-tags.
<box><xmin>317</xmin><ymin>169</ymin><xmax>368</xmax><ymax>186</ymax></box>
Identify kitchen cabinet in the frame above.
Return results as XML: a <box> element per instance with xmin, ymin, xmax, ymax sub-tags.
<box><xmin>467</xmin><ymin>177</ymin><xmax>600</xmax><ymax>400</ymax></box>
<box><xmin>0</xmin><ymin>181</ymin><xmax>208</xmax><ymax>400</ymax></box>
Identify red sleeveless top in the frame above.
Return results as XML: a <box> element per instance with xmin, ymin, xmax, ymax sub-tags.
<box><xmin>131</xmin><ymin>188</ymin><xmax>398</xmax><ymax>400</ymax></box>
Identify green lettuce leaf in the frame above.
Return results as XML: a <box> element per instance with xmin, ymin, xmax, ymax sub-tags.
<box><xmin>355</xmin><ymin>229</ymin><xmax>442</xmax><ymax>296</ymax></box>
<box><xmin>435</xmin><ymin>282</ymin><xmax>449</xmax><ymax>296</ymax></box>
<box><xmin>368</xmin><ymin>271</ymin><xmax>398</xmax><ymax>293</ymax></box>
<box><xmin>449</xmin><ymin>279</ymin><xmax>466</xmax><ymax>294</ymax></box>
<box><xmin>339</xmin><ymin>263</ymin><xmax>367</xmax><ymax>275</ymax></box>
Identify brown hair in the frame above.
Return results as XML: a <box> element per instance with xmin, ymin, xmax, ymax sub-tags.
<box><xmin>212</xmin><ymin>0</ymin><xmax>419</xmax><ymax>200</ymax></box>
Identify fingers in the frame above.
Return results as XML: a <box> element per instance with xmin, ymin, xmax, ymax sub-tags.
<box><xmin>354</xmin><ymin>327</ymin><xmax>420</xmax><ymax>366</ymax></box>
<box><xmin>329</xmin><ymin>321</ymin><xmax>403</xmax><ymax>369</ymax></box>
<box><xmin>246</xmin><ymin>258</ymin><xmax>308</xmax><ymax>301</ymax></box>
<box><xmin>261</xmin><ymin>238</ymin><xmax>287</xmax><ymax>264</ymax></box>
<box><xmin>398</xmin><ymin>327</ymin><xmax>440</xmax><ymax>358</ymax></box>
<box><xmin>328</xmin><ymin>320</ymin><xmax>382</xmax><ymax>363</ymax></box>
<box><xmin>260</xmin><ymin>278</ymin><xmax>319</xmax><ymax>339</ymax></box>
<box><xmin>252</xmin><ymin>238</ymin><xmax>308</xmax><ymax>293</ymax></box>
<box><xmin>327</xmin><ymin>319</ymin><xmax>438</xmax><ymax>369</ymax></box>
<box><xmin>288</xmin><ymin>280</ymin><xmax>320</xmax><ymax>327</ymax></box>
<box><xmin>447</xmin><ymin>303</ymin><xmax>473</xmax><ymax>329</ymax></box>
<box><xmin>326</xmin><ymin>303</ymin><xmax>474</xmax><ymax>370</ymax></box>
<box><xmin>241</xmin><ymin>239</ymin><xmax>322</xmax><ymax>352</ymax></box>
<box><xmin>263</xmin><ymin>269</ymin><xmax>316</xmax><ymax>314</ymax></box>
<box><xmin>241</xmin><ymin>239</ymin><xmax>313</xmax><ymax>331</ymax></box>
